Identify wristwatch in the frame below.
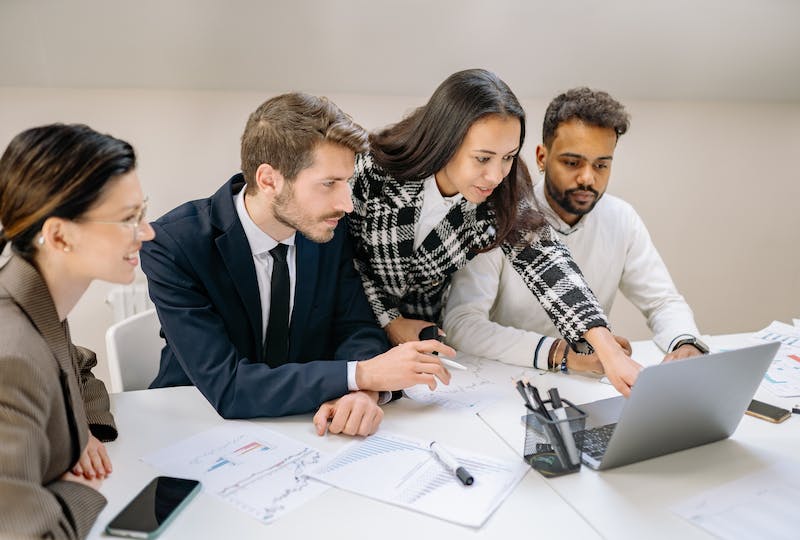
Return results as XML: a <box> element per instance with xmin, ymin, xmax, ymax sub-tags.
<box><xmin>672</xmin><ymin>336</ymin><xmax>709</xmax><ymax>354</ymax></box>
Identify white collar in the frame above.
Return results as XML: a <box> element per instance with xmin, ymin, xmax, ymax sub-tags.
<box><xmin>422</xmin><ymin>175</ymin><xmax>467</xmax><ymax>208</ymax></box>
<box><xmin>234</xmin><ymin>188</ymin><xmax>295</xmax><ymax>256</ymax></box>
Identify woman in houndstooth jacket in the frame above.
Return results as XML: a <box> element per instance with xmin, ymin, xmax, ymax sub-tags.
<box><xmin>0</xmin><ymin>124</ymin><xmax>154</xmax><ymax>539</ymax></box>
<box><xmin>348</xmin><ymin>69</ymin><xmax>641</xmax><ymax>397</ymax></box>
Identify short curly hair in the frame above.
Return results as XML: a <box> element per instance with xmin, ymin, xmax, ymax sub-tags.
<box><xmin>542</xmin><ymin>87</ymin><xmax>630</xmax><ymax>148</ymax></box>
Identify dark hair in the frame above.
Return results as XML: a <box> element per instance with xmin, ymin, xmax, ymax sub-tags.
<box><xmin>542</xmin><ymin>87</ymin><xmax>630</xmax><ymax>148</ymax></box>
<box><xmin>0</xmin><ymin>123</ymin><xmax>136</xmax><ymax>260</ymax></box>
<box><xmin>370</xmin><ymin>68</ymin><xmax>540</xmax><ymax>249</ymax></box>
<box><xmin>241</xmin><ymin>92</ymin><xmax>368</xmax><ymax>193</ymax></box>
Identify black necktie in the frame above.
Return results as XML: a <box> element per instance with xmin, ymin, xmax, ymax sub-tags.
<box><xmin>263</xmin><ymin>243</ymin><xmax>290</xmax><ymax>367</ymax></box>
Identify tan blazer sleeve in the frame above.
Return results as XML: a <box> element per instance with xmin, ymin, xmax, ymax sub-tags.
<box><xmin>0</xmin><ymin>355</ymin><xmax>106</xmax><ymax>539</ymax></box>
<box><xmin>72</xmin><ymin>344</ymin><xmax>117</xmax><ymax>442</ymax></box>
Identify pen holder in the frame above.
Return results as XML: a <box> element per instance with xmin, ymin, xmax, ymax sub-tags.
<box><xmin>523</xmin><ymin>399</ymin><xmax>587</xmax><ymax>478</ymax></box>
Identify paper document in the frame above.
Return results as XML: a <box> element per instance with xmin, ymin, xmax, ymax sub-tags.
<box><xmin>403</xmin><ymin>358</ymin><xmax>506</xmax><ymax>412</ymax></box>
<box><xmin>671</xmin><ymin>462</ymin><xmax>800</xmax><ymax>540</ymax></box>
<box><xmin>751</xmin><ymin>321</ymin><xmax>800</xmax><ymax>397</ymax></box>
<box><xmin>142</xmin><ymin>423</ymin><xmax>328</xmax><ymax>524</ymax></box>
<box><xmin>307</xmin><ymin>431</ymin><xmax>527</xmax><ymax>528</ymax></box>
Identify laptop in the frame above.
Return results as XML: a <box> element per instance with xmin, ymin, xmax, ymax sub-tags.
<box><xmin>576</xmin><ymin>342</ymin><xmax>779</xmax><ymax>470</ymax></box>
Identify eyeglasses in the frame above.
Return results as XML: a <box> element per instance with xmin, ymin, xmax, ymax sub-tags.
<box><xmin>80</xmin><ymin>198</ymin><xmax>149</xmax><ymax>241</ymax></box>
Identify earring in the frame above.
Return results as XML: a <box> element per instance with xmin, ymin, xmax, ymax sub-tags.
<box><xmin>63</xmin><ymin>246</ymin><xmax>71</xmax><ymax>253</ymax></box>
<box><xmin>37</xmin><ymin>236</ymin><xmax>45</xmax><ymax>246</ymax></box>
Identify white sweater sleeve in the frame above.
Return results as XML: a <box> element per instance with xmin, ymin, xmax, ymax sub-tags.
<box><xmin>618</xmin><ymin>209</ymin><xmax>700</xmax><ymax>352</ymax></box>
<box><xmin>443</xmin><ymin>249</ymin><xmax>554</xmax><ymax>369</ymax></box>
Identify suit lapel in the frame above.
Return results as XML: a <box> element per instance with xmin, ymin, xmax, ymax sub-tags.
<box><xmin>0</xmin><ymin>255</ymin><xmax>88</xmax><ymax>461</ymax></box>
<box><xmin>211</xmin><ymin>178</ymin><xmax>263</xmax><ymax>355</ymax></box>
<box><xmin>385</xmin><ymin>176</ymin><xmax>424</xmax><ymax>269</ymax></box>
<box><xmin>289</xmin><ymin>234</ymin><xmax>318</xmax><ymax>360</ymax></box>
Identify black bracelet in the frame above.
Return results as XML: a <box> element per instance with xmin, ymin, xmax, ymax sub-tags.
<box><xmin>533</xmin><ymin>337</ymin><xmax>546</xmax><ymax>370</ymax></box>
<box><xmin>561</xmin><ymin>342</ymin><xmax>569</xmax><ymax>373</ymax></box>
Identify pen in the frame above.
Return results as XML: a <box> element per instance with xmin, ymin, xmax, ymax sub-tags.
<box><xmin>548</xmin><ymin>388</ymin><xmax>580</xmax><ymax>466</ymax></box>
<box><xmin>793</xmin><ymin>404</ymin><xmax>800</xmax><ymax>415</ymax></box>
<box><xmin>439</xmin><ymin>356</ymin><xmax>467</xmax><ymax>370</ymax></box>
<box><xmin>516</xmin><ymin>380</ymin><xmax>533</xmax><ymax>410</ymax></box>
<box><xmin>419</xmin><ymin>326</ymin><xmax>464</xmax><ymax>370</ymax></box>
<box><xmin>429</xmin><ymin>441</ymin><xmax>474</xmax><ymax>486</ymax></box>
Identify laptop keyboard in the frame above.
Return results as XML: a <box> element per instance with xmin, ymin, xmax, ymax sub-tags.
<box><xmin>579</xmin><ymin>423</ymin><xmax>617</xmax><ymax>458</ymax></box>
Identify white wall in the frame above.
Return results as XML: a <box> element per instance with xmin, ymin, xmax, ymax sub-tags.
<box><xmin>1</xmin><ymin>88</ymin><xmax>798</xmax><ymax>386</ymax></box>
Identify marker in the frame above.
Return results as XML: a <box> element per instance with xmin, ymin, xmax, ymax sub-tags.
<box><xmin>439</xmin><ymin>356</ymin><xmax>467</xmax><ymax>370</ymax></box>
<box><xmin>548</xmin><ymin>388</ymin><xmax>580</xmax><ymax>466</ymax></box>
<box><xmin>429</xmin><ymin>441</ymin><xmax>474</xmax><ymax>486</ymax></box>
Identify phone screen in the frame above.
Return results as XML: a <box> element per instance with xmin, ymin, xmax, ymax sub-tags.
<box><xmin>106</xmin><ymin>476</ymin><xmax>200</xmax><ymax>538</ymax></box>
<box><xmin>746</xmin><ymin>399</ymin><xmax>791</xmax><ymax>423</ymax></box>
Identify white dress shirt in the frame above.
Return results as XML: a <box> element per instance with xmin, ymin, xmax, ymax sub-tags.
<box><xmin>235</xmin><ymin>190</ymin><xmax>362</xmax><ymax>390</ymax></box>
<box><xmin>443</xmin><ymin>181</ymin><xmax>701</xmax><ymax>369</ymax></box>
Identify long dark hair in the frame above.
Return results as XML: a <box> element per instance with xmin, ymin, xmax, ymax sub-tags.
<box><xmin>0</xmin><ymin>123</ymin><xmax>136</xmax><ymax>260</ymax></box>
<box><xmin>370</xmin><ymin>68</ymin><xmax>541</xmax><ymax>249</ymax></box>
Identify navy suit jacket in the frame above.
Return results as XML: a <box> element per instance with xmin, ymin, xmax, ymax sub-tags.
<box><xmin>140</xmin><ymin>175</ymin><xmax>389</xmax><ymax>419</ymax></box>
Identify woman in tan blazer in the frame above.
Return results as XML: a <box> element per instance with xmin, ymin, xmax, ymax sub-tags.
<box><xmin>0</xmin><ymin>124</ymin><xmax>155</xmax><ymax>539</ymax></box>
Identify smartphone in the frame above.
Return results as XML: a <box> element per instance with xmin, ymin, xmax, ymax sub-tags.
<box><xmin>105</xmin><ymin>476</ymin><xmax>201</xmax><ymax>539</ymax></box>
<box><xmin>745</xmin><ymin>399</ymin><xmax>791</xmax><ymax>423</ymax></box>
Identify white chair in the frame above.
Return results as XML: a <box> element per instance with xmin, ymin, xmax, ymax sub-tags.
<box><xmin>105</xmin><ymin>308</ymin><xmax>164</xmax><ymax>393</ymax></box>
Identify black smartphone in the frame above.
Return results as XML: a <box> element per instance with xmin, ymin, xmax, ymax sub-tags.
<box><xmin>745</xmin><ymin>399</ymin><xmax>791</xmax><ymax>423</ymax></box>
<box><xmin>105</xmin><ymin>476</ymin><xmax>201</xmax><ymax>539</ymax></box>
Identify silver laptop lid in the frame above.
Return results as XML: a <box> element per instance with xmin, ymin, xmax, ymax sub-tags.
<box><xmin>593</xmin><ymin>342</ymin><xmax>779</xmax><ymax>470</ymax></box>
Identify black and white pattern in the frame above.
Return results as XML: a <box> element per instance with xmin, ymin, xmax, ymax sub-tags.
<box><xmin>348</xmin><ymin>153</ymin><xmax>607</xmax><ymax>346</ymax></box>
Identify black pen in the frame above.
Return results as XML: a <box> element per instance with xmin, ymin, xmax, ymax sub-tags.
<box><xmin>548</xmin><ymin>388</ymin><xmax>580</xmax><ymax>466</ymax></box>
<box><xmin>430</xmin><ymin>441</ymin><xmax>474</xmax><ymax>486</ymax></box>
<box><xmin>516</xmin><ymin>380</ymin><xmax>534</xmax><ymax>410</ymax></box>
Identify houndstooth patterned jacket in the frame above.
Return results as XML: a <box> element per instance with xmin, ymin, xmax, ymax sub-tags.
<box><xmin>348</xmin><ymin>153</ymin><xmax>608</xmax><ymax>348</ymax></box>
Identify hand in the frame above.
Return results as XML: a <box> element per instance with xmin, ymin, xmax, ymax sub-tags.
<box><xmin>662</xmin><ymin>343</ymin><xmax>704</xmax><ymax>363</ymax></box>
<box><xmin>384</xmin><ymin>316</ymin><xmax>439</xmax><ymax>346</ymax></box>
<box><xmin>614</xmin><ymin>335</ymin><xmax>633</xmax><ymax>356</ymax></box>
<box><xmin>565</xmin><ymin>347</ymin><xmax>604</xmax><ymax>373</ymax></box>
<box><xmin>72</xmin><ymin>434</ymin><xmax>112</xmax><ymax>480</ymax></box>
<box><xmin>356</xmin><ymin>341</ymin><xmax>455</xmax><ymax>391</ymax></box>
<box><xmin>313</xmin><ymin>391</ymin><xmax>384</xmax><ymax>437</ymax></box>
<box><xmin>61</xmin><ymin>469</ymin><xmax>103</xmax><ymax>491</ymax></box>
<box><xmin>585</xmin><ymin>327</ymin><xmax>642</xmax><ymax>397</ymax></box>
<box><xmin>565</xmin><ymin>334</ymin><xmax>630</xmax><ymax>373</ymax></box>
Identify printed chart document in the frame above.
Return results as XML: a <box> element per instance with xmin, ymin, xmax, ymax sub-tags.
<box><xmin>403</xmin><ymin>357</ymin><xmax>507</xmax><ymax>412</ymax></box>
<box><xmin>751</xmin><ymin>321</ymin><xmax>800</xmax><ymax>397</ymax></box>
<box><xmin>671</xmin><ymin>462</ymin><xmax>800</xmax><ymax>540</ymax></box>
<box><xmin>307</xmin><ymin>431</ymin><xmax>528</xmax><ymax>528</ymax></box>
<box><xmin>142</xmin><ymin>423</ymin><xmax>329</xmax><ymax>524</ymax></box>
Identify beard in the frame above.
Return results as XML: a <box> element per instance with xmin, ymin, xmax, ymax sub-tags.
<box><xmin>544</xmin><ymin>173</ymin><xmax>603</xmax><ymax>217</ymax></box>
<box><xmin>272</xmin><ymin>186</ymin><xmax>343</xmax><ymax>243</ymax></box>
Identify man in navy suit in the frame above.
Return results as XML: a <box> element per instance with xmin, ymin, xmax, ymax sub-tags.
<box><xmin>141</xmin><ymin>93</ymin><xmax>452</xmax><ymax>436</ymax></box>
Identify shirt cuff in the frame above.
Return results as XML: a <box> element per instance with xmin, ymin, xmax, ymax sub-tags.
<box><xmin>534</xmin><ymin>337</ymin><xmax>558</xmax><ymax>370</ymax></box>
<box><xmin>668</xmin><ymin>334</ymin><xmax>696</xmax><ymax>352</ymax></box>
<box><xmin>347</xmin><ymin>361</ymin><xmax>359</xmax><ymax>391</ymax></box>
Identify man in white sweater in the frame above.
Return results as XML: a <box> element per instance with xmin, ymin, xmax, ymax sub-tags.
<box><xmin>443</xmin><ymin>88</ymin><xmax>706</xmax><ymax>373</ymax></box>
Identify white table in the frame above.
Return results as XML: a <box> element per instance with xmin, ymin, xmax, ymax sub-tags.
<box><xmin>88</xmin><ymin>388</ymin><xmax>598</xmax><ymax>539</ymax></box>
<box><xmin>476</xmin><ymin>334</ymin><xmax>800</xmax><ymax>540</ymax></box>
<box><xmin>88</xmin><ymin>335</ymin><xmax>798</xmax><ymax>539</ymax></box>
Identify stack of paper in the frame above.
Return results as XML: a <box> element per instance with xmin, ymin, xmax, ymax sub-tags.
<box><xmin>307</xmin><ymin>431</ymin><xmax>527</xmax><ymax>528</ymax></box>
<box><xmin>750</xmin><ymin>321</ymin><xmax>800</xmax><ymax>397</ymax></box>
